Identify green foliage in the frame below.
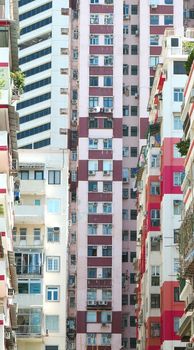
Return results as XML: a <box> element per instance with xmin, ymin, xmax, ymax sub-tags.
<box><xmin>10</xmin><ymin>70</ymin><xmax>25</xmax><ymax>94</ymax></box>
<box><xmin>183</xmin><ymin>41</ymin><xmax>194</xmax><ymax>54</ymax></box>
<box><xmin>185</xmin><ymin>48</ymin><xmax>194</xmax><ymax>76</ymax></box>
<box><xmin>0</xmin><ymin>78</ymin><xmax>5</xmax><ymax>90</ymax></box>
<box><xmin>176</xmin><ymin>139</ymin><xmax>190</xmax><ymax>157</ymax></box>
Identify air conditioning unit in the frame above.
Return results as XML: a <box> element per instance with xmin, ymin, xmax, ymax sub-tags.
<box><xmin>103</xmin><ymin>170</ymin><xmax>110</xmax><ymax>176</ymax></box>
<box><xmin>135</xmin><ymin>93</ymin><xmax>139</xmax><ymax>99</ymax></box>
<box><xmin>8</xmin><ymin>288</ymin><xmax>15</xmax><ymax>297</ymax></box>
<box><xmin>88</xmin><ymin>170</ymin><xmax>96</xmax><ymax>176</ymax></box>
<box><xmin>104</xmin><ymin>107</ymin><xmax>113</xmax><ymax>113</ymax></box>
<box><xmin>87</xmin><ymin>300</ymin><xmax>97</xmax><ymax>306</ymax></box>
<box><xmin>98</xmin><ymin>300</ymin><xmax>104</xmax><ymax>306</ymax></box>
<box><xmin>150</xmin><ymin>4</ymin><xmax>158</xmax><ymax>8</ymax></box>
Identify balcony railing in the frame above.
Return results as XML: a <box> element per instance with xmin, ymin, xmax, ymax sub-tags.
<box><xmin>17</xmin><ymin>325</ymin><xmax>41</xmax><ymax>336</ymax></box>
<box><xmin>16</xmin><ymin>264</ymin><xmax>42</xmax><ymax>276</ymax></box>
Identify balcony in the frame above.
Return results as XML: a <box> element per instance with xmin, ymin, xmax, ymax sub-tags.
<box><xmin>14</xmin><ymin>235</ymin><xmax>44</xmax><ymax>249</ymax></box>
<box><xmin>179</xmin><ymin>311</ymin><xmax>192</xmax><ymax>338</ymax></box>
<box><xmin>14</xmin><ymin>205</ymin><xmax>45</xmax><ymax>224</ymax></box>
<box><xmin>17</xmin><ymin>308</ymin><xmax>42</xmax><ymax>338</ymax></box>
<box><xmin>15</xmin><ymin>294</ymin><xmax>43</xmax><ymax>308</ymax></box>
<box><xmin>20</xmin><ymin>180</ymin><xmax>45</xmax><ymax>195</ymax></box>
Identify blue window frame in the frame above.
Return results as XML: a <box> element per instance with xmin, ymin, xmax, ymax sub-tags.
<box><xmin>17</xmin><ymin>92</ymin><xmax>51</xmax><ymax>110</ymax></box>
<box><xmin>24</xmin><ymin>62</ymin><xmax>51</xmax><ymax>78</ymax></box>
<box><xmin>20</xmin><ymin>108</ymin><xmax>51</xmax><ymax>124</ymax></box>
<box><xmin>24</xmin><ymin>77</ymin><xmax>51</xmax><ymax>93</ymax></box>
<box><xmin>19</xmin><ymin>2</ymin><xmax>52</xmax><ymax>21</ymax></box>
<box><xmin>20</xmin><ymin>17</ymin><xmax>52</xmax><ymax>35</ymax></box>
<box><xmin>19</xmin><ymin>47</ymin><xmax>51</xmax><ymax>65</ymax></box>
<box><xmin>34</xmin><ymin>138</ymin><xmax>50</xmax><ymax>149</ymax></box>
<box><xmin>17</xmin><ymin>123</ymin><xmax>51</xmax><ymax>140</ymax></box>
<box><xmin>19</xmin><ymin>0</ymin><xmax>35</xmax><ymax>6</ymax></box>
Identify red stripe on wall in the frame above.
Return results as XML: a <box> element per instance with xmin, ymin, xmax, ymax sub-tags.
<box><xmin>0</xmin><ymin>232</ymin><xmax>6</xmax><ymax>236</ymax></box>
<box><xmin>0</xmin><ymin>62</ymin><xmax>8</xmax><ymax>67</ymax></box>
<box><xmin>0</xmin><ymin>189</ymin><xmax>6</xmax><ymax>193</ymax></box>
<box><xmin>0</xmin><ymin>275</ymin><xmax>5</xmax><ymax>280</ymax></box>
<box><xmin>0</xmin><ymin>319</ymin><xmax>4</xmax><ymax>325</ymax></box>
<box><xmin>0</xmin><ymin>146</ymin><xmax>8</xmax><ymax>151</ymax></box>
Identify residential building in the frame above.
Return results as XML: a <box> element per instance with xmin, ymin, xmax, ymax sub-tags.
<box><xmin>136</xmin><ymin>29</ymin><xmax>193</xmax><ymax>350</ymax></box>
<box><xmin>0</xmin><ymin>0</ymin><xmax>19</xmax><ymax>348</ymax></box>
<box><xmin>184</xmin><ymin>0</ymin><xmax>194</xmax><ymax>29</ymax></box>
<box><xmin>178</xmin><ymin>53</ymin><xmax>194</xmax><ymax>345</ymax></box>
<box><xmin>13</xmin><ymin>150</ymin><xmax>69</xmax><ymax>350</ymax></box>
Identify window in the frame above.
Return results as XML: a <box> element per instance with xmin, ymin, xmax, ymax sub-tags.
<box><xmin>101</xmin><ymin>311</ymin><xmax>112</xmax><ymax>323</ymax></box>
<box><xmin>173</xmin><ymin>200</ymin><xmax>182</xmax><ymax>215</ymax></box>
<box><xmin>103</xmin><ymin>97</ymin><xmax>113</xmax><ymax>108</ymax></box>
<box><xmin>19</xmin><ymin>46</ymin><xmax>51</xmax><ymax>65</ymax></box>
<box><xmin>173</xmin><ymin>144</ymin><xmax>181</xmax><ymax>158</ymax></box>
<box><xmin>131</xmin><ymin>5</ymin><xmax>138</xmax><ymax>14</ymax></box>
<box><xmin>18</xmin><ymin>279</ymin><xmax>41</xmax><ymax>294</ymax></box>
<box><xmin>173</xmin><ymin>172</ymin><xmax>184</xmax><ymax>186</ymax></box>
<box><xmin>122</xmin><ymin>339</ymin><xmax>128</xmax><ymax>348</ymax></box>
<box><xmin>103</xmin><ymin>203</ymin><xmax>112</xmax><ymax>213</ymax></box>
<box><xmin>130</xmin><ymin>294</ymin><xmax>136</xmax><ymax>305</ymax></box>
<box><xmin>150</xmin><ymin>15</ymin><xmax>159</xmax><ymax>25</ymax></box>
<box><xmin>123</xmin><ymin>25</ymin><xmax>129</xmax><ymax>35</ymax></box>
<box><xmin>174</xmin><ymin>61</ymin><xmax>186</xmax><ymax>75</ymax></box>
<box><xmin>87</xmin><ymin>289</ymin><xmax>97</xmax><ymax>301</ymax></box>
<box><xmin>20</xmin><ymin>17</ymin><xmax>52</xmax><ymax>36</ymax></box>
<box><xmin>151</xmin><ymin>294</ymin><xmax>160</xmax><ymax>308</ymax></box>
<box><xmin>88</xmin><ymin>268</ymin><xmax>97</xmax><ymax>279</ymax></box>
<box><xmin>24</xmin><ymin>77</ymin><xmax>51</xmax><ymax>93</ymax></box>
<box><xmin>131</xmin><ymin>126</ymin><xmax>138</xmax><ymax>136</ymax></box>
<box><xmin>34</xmin><ymin>228</ymin><xmax>40</xmax><ymax>243</ymax></box>
<box><xmin>131</xmin><ymin>65</ymin><xmax>138</xmax><ymax>75</ymax></box>
<box><xmin>123</xmin><ymin>105</ymin><xmax>129</xmax><ymax>116</ymax></box>
<box><xmin>87</xmin><ymin>334</ymin><xmax>96</xmax><ymax>345</ymax></box>
<box><xmin>17</xmin><ymin>122</ymin><xmax>51</xmax><ymax>139</ymax></box>
<box><xmin>151</xmin><ymin>323</ymin><xmax>160</xmax><ymax>337</ymax></box>
<box><xmin>48</xmin><ymin>170</ymin><xmax>61</xmax><ymax>185</ymax></box>
<box><xmin>19</xmin><ymin>3</ymin><xmax>52</xmax><ymax>21</ymax></box>
<box><xmin>87</xmin><ymin>311</ymin><xmax>97</xmax><ymax>323</ymax></box>
<box><xmin>165</xmin><ymin>0</ymin><xmax>173</xmax><ymax>3</ymax></box>
<box><xmin>150</xmin><ymin>182</ymin><xmax>160</xmax><ymax>195</ymax></box>
<box><xmin>103</xmin><ymin>139</ymin><xmax>112</xmax><ymax>149</ymax></box>
<box><xmin>90</xmin><ymin>14</ymin><xmax>99</xmax><ymax>24</ymax></box>
<box><xmin>103</xmin><ymin>182</ymin><xmax>112</xmax><ymax>192</ymax></box>
<box><xmin>130</xmin><ymin>273</ymin><xmax>136</xmax><ymax>284</ymax></box>
<box><xmin>104</xmin><ymin>14</ymin><xmax>113</xmax><ymax>25</ymax></box>
<box><xmin>45</xmin><ymin>315</ymin><xmax>59</xmax><ymax>332</ymax></box>
<box><xmin>174</xmin><ymin>88</ymin><xmax>184</xmax><ymax>102</ymax></box>
<box><xmin>90</xmin><ymin>35</ymin><xmax>99</xmax><ymax>45</ymax></box>
<box><xmin>131</xmin><ymin>147</ymin><xmax>137</xmax><ymax>157</ymax></box>
<box><xmin>131</xmin><ymin>45</ymin><xmax>138</xmax><ymax>55</ymax></box>
<box><xmin>123</xmin><ymin>4</ymin><xmax>129</xmax><ymax>16</ymax></box>
<box><xmin>123</xmin><ymin>188</ymin><xmax>129</xmax><ymax>199</ymax></box>
<box><xmin>174</xmin><ymin>287</ymin><xmax>180</xmax><ymax>302</ymax></box>
<box><xmin>150</xmin><ymin>56</ymin><xmax>159</xmax><ymax>68</ymax></box>
<box><xmin>17</xmin><ymin>308</ymin><xmax>41</xmax><ymax>335</ymax></box>
<box><xmin>17</xmin><ymin>93</ymin><xmax>51</xmax><ymax>110</ymax></box>
<box><xmin>130</xmin><ymin>252</ymin><xmax>136</xmax><ymax>263</ymax></box>
<box><xmin>90</xmin><ymin>55</ymin><xmax>99</xmax><ymax>66</ymax></box>
<box><xmin>130</xmin><ymin>231</ymin><xmax>137</xmax><ymax>241</ymax></box>
<box><xmin>174</xmin><ymin>229</ymin><xmax>179</xmax><ymax>244</ymax></box>
<box><xmin>46</xmin><ymin>257</ymin><xmax>60</xmax><ymax>272</ymax></box>
<box><xmin>130</xmin><ymin>338</ymin><xmax>136</xmax><ymax>349</ymax></box>
<box><xmin>151</xmin><ymin>209</ymin><xmax>160</xmax><ymax>226</ymax></box>
<box><xmin>15</xmin><ymin>252</ymin><xmax>42</xmax><ymax>275</ymax></box>
<box><xmin>20</xmin><ymin>107</ymin><xmax>51</xmax><ymax>124</ymax></box>
<box><xmin>20</xmin><ymin>171</ymin><xmax>29</xmax><ymax>180</ymax></box>
<box><xmin>131</xmin><ymin>25</ymin><xmax>138</xmax><ymax>35</ymax></box>
<box><xmin>102</xmin><ymin>289</ymin><xmax>112</xmax><ymax>301</ymax></box>
<box><xmin>173</xmin><ymin>115</ymin><xmax>183</xmax><ymax>130</ymax></box>
<box><xmin>123</xmin><ymin>64</ymin><xmax>129</xmax><ymax>75</ymax></box>
<box><xmin>122</xmin><ymin>209</ymin><xmax>129</xmax><ymax>220</ymax></box>
<box><xmin>89</xmin><ymin>97</ymin><xmax>99</xmax><ymax>108</ymax></box>
<box><xmin>103</xmin><ymin>224</ymin><xmax>112</xmax><ymax>235</ymax></box>
<box><xmin>174</xmin><ymin>258</ymin><xmax>180</xmax><ymax>273</ymax></box>
<box><xmin>123</xmin><ymin>44</ymin><xmax>129</xmax><ymax>55</ymax></box>
<box><xmin>89</xmin><ymin>138</ymin><xmax>98</xmax><ymax>149</ymax></box>
<box><xmin>88</xmin><ymin>160</ymin><xmax>98</xmax><ymax>172</ymax></box>
<box><xmin>164</xmin><ymin>15</ymin><xmax>173</xmax><ymax>25</ymax></box>
<box><xmin>102</xmin><ymin>267</ymin><xmax>112</xmax><ymax>278</ymax></box>
<box><xmin>130</xmin><ymin>189</ymin><xmax>136</xmax><ymax>199</ymax></box>
<box><xmin>47</xmin><ymin>286</ymin><xmax>59</xmax><ymax>301</ymax></box>
<box><xmin>104</xmin><ymin>76</ymin><xmax>113</xmax><ymax>86</ymax></box>
<box><xmin>90</xmin><ymin>76</ymin><xmax>98</xmax><ymax>87</ymax></box>
<box><xmin>47</xmin><ymin>199</ymin><xmax>61</xmax><ymax>213</ymax></box>
<box><xmin>131</xmin><ymin>106</ymin><xmax>138</xmax><ymax>116</ymax></box>
<box><xmin>102</xmin><ymin>246</ymin><xmax>112</xmax><ymax>256</ymax></box>
<box><xmin>88</xmin><ymin>246</ymin><xmax>97</xmax><ymax>257</ymax></box>
<box><xmin>101</xmin><ymin>333</ymin><xmax>111</xmax><ymax>346</ymax></box>
<box><xmin>47</xmin><ymin>227</ymin><xmax>60</xmax><ymax>242</ymax></box>
<box><xmin>123</xmin><ymin>168</ymin><xmax>129</xmax><ymax>182</ymax></box>
<box><xmin>88</xmin><ymin>203</ymin><xmax>97</xmax><ymax>214</ymax></box>
<box><xmin>90</xmin><ymin>0</ymin><xmax>99</xmax><ymax>3</ymax></box>
<box><xmin>104</xmin><ymin>35</ymin><xmax>113</xmax><ymax>45</ymax></box>
<box><xmin>34</xmin><ymin>199</ymin><xmax>40</xmax><ymax>206</ymax></box>
<box><xmin>103</xmin><ymin>160</ymin><xmax>112</xmax><ymax>172</ymax></box>
<box><xmin>174</xmin><ymin>317</ymin><xmax>180</xmax><ymax>333</ymax></box>
<box><xmin>151</xmin><ymin>154</ymin><xmax>160</xmax><ymax>168</ymax></box>
<box><xmin>104</xmin><ymin>55</ymin><xmax>113</xmax><ymax>66</ymax></box>
<box><xmin>123</xmin><ymin>147</ymin><xmax>129</xmax><ymax>157</ymax></box>
<box><xmin>130</xmin><ymin>316</ymin><xmax>136</xmax><ymax>327</ymax></box>
<box><xmin>123</xmin><ymin>125</ymin><xmax>129</xmax><ymax>136</ymax></box>
<box><xmin>150</xmin><ymin>35</ymin><xmax>159</xmax><ymax>46</ymax></box>
<box><xmin>104</xmin><ymin>119</ymin><xmax>112</xmax><ymax>129</ymax></box>
<box><xmin>19</xmin><ymin>228</ymin><xmax>27</xmax><ymax>242</ymax></box>
<box><xmin>130</xmin><ymin>209</ymin><xmax>137</xmax><ymax>220</ymax></box>
<box><xmin>122</xmin><ymin>231</ymin><xmax>129</xmax><ymax>241</ymax></box>
<box><xmin>122</xmin><ymin>252</ymin><xmax>128</xmax><ymax>262</ymax></box>
<box><xmin>151</xmin><ymin>266</ymin><xmax>160</xmax><ymax>286</ymax></box>
<box><xmin>131</xmin><ymin>85</ymin><xmax>138</xmax><ymax>96</ymax></box>
<box><xmin>88</xmin><ymin>182</ymin><xmax>98</xmax><ymax>192</ymax></box>
<box><xmin>151</xmin><ymin>237</ymin><xmax>160</xmax><ymax>251</ymax></box>
<box><xmin>88</xmin><ymin>224</ymin><xmax>97</xmax><ymax>235</ymax></box>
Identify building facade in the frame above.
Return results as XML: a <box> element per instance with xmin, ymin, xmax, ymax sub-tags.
<box><xmin>136</xmin><ymin>30</ymin><xmax>193</xmax><ymax>350</ymax></box>
<box><xmin>0</xmin><ymin>0</ymin><xmax>19</xmax><ymax>348</ymax></box>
